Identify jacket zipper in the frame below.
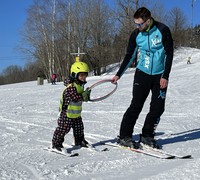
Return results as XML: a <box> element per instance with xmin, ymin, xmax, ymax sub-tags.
<box><xmin>147</xmin><ymin>32</ymin><xmax>153</xmax><ymax>75</ymax></box>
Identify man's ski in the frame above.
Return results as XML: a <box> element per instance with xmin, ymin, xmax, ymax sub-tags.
<box><xmin>44</xmin><ymin>147</ymin><xmax>79</xmax><ymax>157</ymax></box>
<box><xmin>103</xmin><ymin>142</ymin><xmax>175</xmax><ymax>159</ymax></box>
<box><xmin>141</xmin><ymin>144</ymin><xmax>192</xmax><ymax>159</ymax></box>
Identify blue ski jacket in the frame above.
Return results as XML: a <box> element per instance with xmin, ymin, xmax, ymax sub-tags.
<box><xmin>116</xmin><ymin>19</ymin><xmax>174</xmax><ymax>80</ymax></box>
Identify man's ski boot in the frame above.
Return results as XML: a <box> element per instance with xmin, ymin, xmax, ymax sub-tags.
<box><xmin>117</xmin><ymin>136</ymin><xmax>140</xmax><ymax>149</ymax></box>
<box><xmin>139</xmin><ymin>135</ymin><xmax>160</xmax><ymax>149</ymax></box>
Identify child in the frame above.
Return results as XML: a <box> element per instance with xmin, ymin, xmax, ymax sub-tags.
<box><xmin>52</xmin><ymin>61</ymin><xmax>91</xmax><ymax>151</ymax></box>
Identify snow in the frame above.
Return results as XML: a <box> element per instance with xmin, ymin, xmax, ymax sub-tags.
<box><xmin>0</xmin><ymin>47</ymin><xmax>200</xmax><ymax>180</ymax></box>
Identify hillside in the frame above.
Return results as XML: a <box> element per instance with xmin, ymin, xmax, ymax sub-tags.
<box><xmin>0</xmin><ymin>47</ymin><xmax>200</xmax><ymax>180</ymax></box>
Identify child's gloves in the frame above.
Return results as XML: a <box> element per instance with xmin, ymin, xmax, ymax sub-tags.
<box><xmin>82</xmin><ymin>88</ymin><xmax>91</xmax><ymax>102</ymax></box>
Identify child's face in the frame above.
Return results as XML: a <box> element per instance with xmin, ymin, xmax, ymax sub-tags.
<box><xmin>78</xmin><ymin>72</ymin><xmax>88</xmax><ymax>82</ymax></box>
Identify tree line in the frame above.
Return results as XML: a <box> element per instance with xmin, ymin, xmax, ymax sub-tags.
<box><xmin>0</xmin><ymin>0</ymin><xmax>200</xmax><ymax>85</ymax></box>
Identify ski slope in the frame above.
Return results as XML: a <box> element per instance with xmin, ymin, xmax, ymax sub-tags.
<box><xmin>0</xmin><ymin>47</ymin><xmax>200</xmax><ymax>180</ymax></box>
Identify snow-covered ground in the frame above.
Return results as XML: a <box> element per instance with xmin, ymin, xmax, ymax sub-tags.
<box><xmin>0</xmin><ymin>47</ymin><xmax>200</xmax><ymax>180</ymax></box>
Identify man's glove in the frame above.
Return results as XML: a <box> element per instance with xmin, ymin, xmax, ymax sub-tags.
<box><xmin>82</xmin><ymin>88</ymin><xmax>91</xmax><ymax>102</ymax></box>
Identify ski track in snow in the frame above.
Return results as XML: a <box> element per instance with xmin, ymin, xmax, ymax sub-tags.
<box><xmin>0</xmin><ymin>47</ymin><xmax>200</xmax><ymax>180</ymax></box>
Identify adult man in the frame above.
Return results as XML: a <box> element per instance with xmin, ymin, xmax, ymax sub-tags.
<box><xmin>112</xmin><ymin>7</ymin><xmax>174</xmax><ymax>149</ymax></box>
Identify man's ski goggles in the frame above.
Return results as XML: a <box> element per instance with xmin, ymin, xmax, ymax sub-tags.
<box><xmin>134</xmin><ymin>19</ymin><xmax>148</xmax><ymax>27</ymax></box>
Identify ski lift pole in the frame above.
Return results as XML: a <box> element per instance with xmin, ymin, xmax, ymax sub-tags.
<box><xmin>70</xmin><ymin>47</ymin><xmax>86</xmax><ymax>62</ymax></box>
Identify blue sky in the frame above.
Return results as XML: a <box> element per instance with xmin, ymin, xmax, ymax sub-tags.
<box><xmin>0</xmin><ymin>0</ymin><xmax>33</xmax><ymax>74</ymax></box>
<box><xmin>0</xmin><ymin>0</ymin><xmax>200</xmax><ymax>74</ymax></box>
<box><xmin>159</xmin><ymin>0</ymin><xmax>200</xmax><ymax>26</ymax></box>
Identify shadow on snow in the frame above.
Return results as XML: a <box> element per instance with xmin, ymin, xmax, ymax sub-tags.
<box><xmin>156</xmin><ymin>128</ymin><xmax>200</xmax><ymax>146</ymax></box>
<box><xmin>92</xmin><ymin>128</ymin><xmax>200</xmax><ymax>148</ymax></box>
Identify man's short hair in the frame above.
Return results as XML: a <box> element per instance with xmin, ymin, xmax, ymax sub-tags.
<box><xmin>134</xmin><ymin>7</ymin><xmax>151</xmax><ymax>21</ymax></box>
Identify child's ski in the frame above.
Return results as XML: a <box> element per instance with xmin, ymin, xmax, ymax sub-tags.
<box><xmin>67</xmin><ymin>144</ymin><xmax>109</xmax><ymax>154</ymax></box>
<box><xmin>44</xmin><ymin>147</ymin><xmax>79</xmax><ymax>157</ymax></box>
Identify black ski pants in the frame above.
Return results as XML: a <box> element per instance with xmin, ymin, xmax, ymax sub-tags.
<box><xmin>120</xmin><ymin>69</ymin><xmax>167</xmax><ymax>139</ymax></box>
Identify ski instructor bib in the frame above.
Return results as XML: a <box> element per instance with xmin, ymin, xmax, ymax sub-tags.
<box><xmin>59</xmin><ymin>82</ymin><xmax>84</xmax><ymax>119</ymax></box>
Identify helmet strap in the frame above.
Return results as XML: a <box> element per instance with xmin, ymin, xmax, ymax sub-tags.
<box><xmin>75</xmin><ymin>79</ymin><xmax>87</xmax><ymax>86</ymax></box>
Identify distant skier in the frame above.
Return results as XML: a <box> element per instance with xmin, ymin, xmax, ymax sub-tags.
<box><xmin>51</xmin><ymin>61</ymin><xmax>91</xmax><ymax>152</ymax></box>
<box><xmin>187</xmin><ymin>57</ymin><xmax>191</xmax><ymax>64</ymax></box>
<box><xmin>51</xmin><ymin>73</ymin><xmax>57</xmax><ymax>85</ymax></box>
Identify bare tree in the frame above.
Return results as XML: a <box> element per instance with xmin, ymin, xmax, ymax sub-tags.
<box><xmin>86</xmin><ymin>0</ymin><xmax>115</xmax><ymax>75</ymax></box>
<box><xmin>166</xmin><ymin>7</ymin><xmax>188</xmax><ymax>47</ymax></box>
<box><xmin>116</xmin><ymin>0</ymin><xmax>138</xmax><ymax>36</ymax></box>
<box><xmin>108</xmin><ymin>0</ymin><xmax>140</xmax><ymax>67</ymax></box>
<box><xmin>54</xmin><ymin>0</ymin><xmax>74</xmax><ymax>78</ymax></box>
<box><xmin>2</xmin><ymin>65</ymin><xmax>24</xmax><ymax>84</ymax></box>
<box><xmin>22</xmin><ymin>0</ymin><xmax>58</xmax><ymax>81</ymax></box>
<box><xmin>67</xmin><ymin>0</ymin><xmax>115</xmax><ymax>75</ymax></box>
